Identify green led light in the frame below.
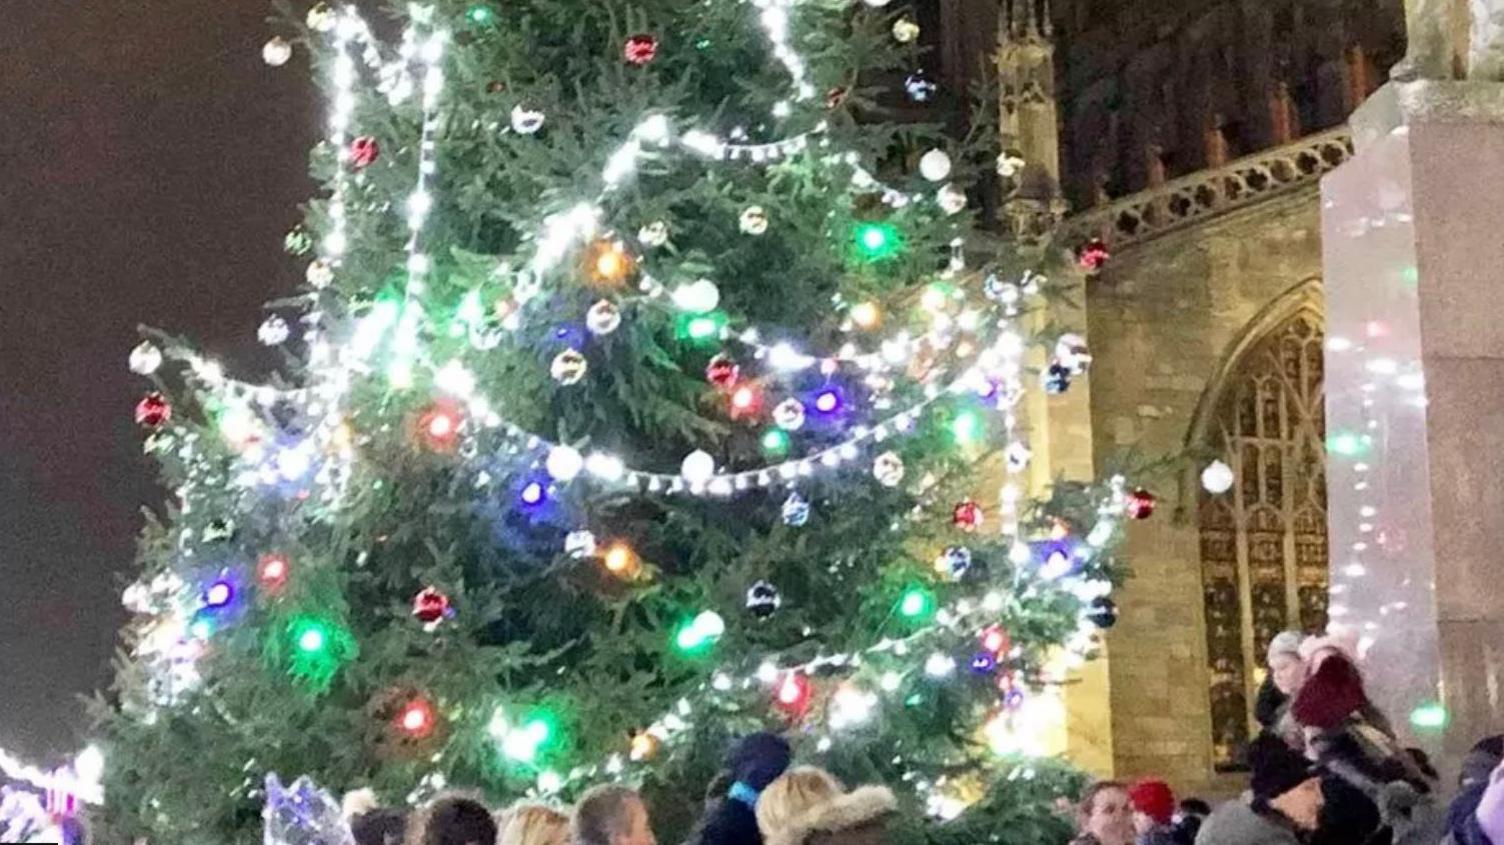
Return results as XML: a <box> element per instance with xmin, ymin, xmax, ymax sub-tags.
<box><xmin>852</xmin><ymin>222</ymin><xmax>902</xmax><ymax>263</ymax></box>
<box><xmin>1327</xmin><ymin>431</ymin><xmax>1368</xmax><ymax>457</ymax></box>
<box><xmin>1409</xmin><ymin>701</ymin><xmax>1448</xmax><ymax>730</ymax></box>
<box><xmin>676</xmin><ymin>311</ymin><xmax>727</xmax><ymax>344</ymax></box>
<box><xmin>673</xmin><ymin>610</ymin><xmax>724</xmax><ymax>654</ymax></box>
<box><xmin>951</xmin><ymin>410</ymin><xmax>983</xmax><ymax>445</ymax></box>
<box><xmin>761</xmin><ymin>429</ymin><xmax>791</xmax><ymax>457</ymax></box>
<box><xmin>466</xmin><ymin>4</ymin><xmax>495</xmax><ymax>25</ymax></box>
<box><xmin>898</xmin><ymin>587</ymin><xmax>933</xmax><ymax>620</ymax></box>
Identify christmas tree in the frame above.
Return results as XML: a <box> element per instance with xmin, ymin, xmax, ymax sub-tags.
<box><xmin>96</xmin><ymin>1</ymin><xmax>1137</xmax><ymax>842</ymax></box>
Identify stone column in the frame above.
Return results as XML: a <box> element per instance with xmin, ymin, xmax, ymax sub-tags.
<box><xmin>1321</xmin><ymin>80</ymin><xmax>1504</xmax><ymax>777</ymax></box>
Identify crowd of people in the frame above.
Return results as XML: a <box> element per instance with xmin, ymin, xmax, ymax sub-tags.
<box><xmin>332</xmin><ymin>628</ymin><xmax>1504</xmax><ymax>845</ymax></box>
<box><xmin>348</xmin><ymin>732</ymin><xmax>901</xmax><ymax>845</ymax></box>
<box><xmin>1070</xmin><ymin>628</ymin><xmax>1504</xmax><ymax>845</ymax></box>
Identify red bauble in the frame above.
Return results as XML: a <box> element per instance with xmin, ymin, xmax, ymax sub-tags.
<box><xmin>395</xmin><ymin>696</ymin><xmax>437</xmax><ymax>739</ymax></box>
<box><xmin>952</xmin><ymin>499</ymin><xmax>985</xmax><ymax>532</ymax></box>
<box><xmin>135</xmin><ymin>392</ymin><xmax>172</xmax><ymax>428</ymax></box>
<box><xmin>1076</xmin><ymin>238</ymin><xmax>1111</xmax><ymax>272</ymax></box>
<box><xmin>705</xmin><ymin>354</ymin><xmax>739</xmax><ymax>390</ymax></box>
<box><xmin>624</xmin><ymin>33</ymin><xmax>659</xmax><ymax>65</ymax></box>
<box><xmin>412</xmin><ymin>586</ymin><xmax>450</xmax><ymax>624</ymax></box>
<box><xmin>257</xmin><ymin>553</ymin><xmax>291</xmax><ymax>593</ymax></box>
<box><xmin>981</xmin><ymin>625</ymin><xmax>1011</xmax><ymax>655</ymax></box>
<box><xmin>350</xmin><ymin>136</ymin><xmax>380</xmax><ymax>169</ymax></box>
<box><xmin>415</xmin><ymin>401</ymin><xmax>463</xmax><ymax>452</ymax></box>
<box><xmin>1126</xmin><ymin>488</ymin><xmax>1157</xmax><ymax>520</ymax></box>
<box><xmin>774</xmin><ymin>672</ymin><xmax>811</xmax><ymax>715</ymax></box>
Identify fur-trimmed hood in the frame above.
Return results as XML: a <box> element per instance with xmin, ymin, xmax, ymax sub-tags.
<box><xmin>765</xmin><ymin>786</ymin><xmax>897</xmax><ymax>845</ymax></box>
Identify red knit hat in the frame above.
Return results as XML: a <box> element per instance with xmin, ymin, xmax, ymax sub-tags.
<box><xmin>1128</xmin><ymin>780</ymin><xmax>1175</xmax><ymax>825</ymax></box>
<box><xmin>1291</xmin><ymin>652</ymin><xmax>1369</xmax><ymax>730</ymax></box>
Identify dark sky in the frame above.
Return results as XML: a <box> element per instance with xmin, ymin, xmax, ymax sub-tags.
<box><xmin>0</xmin><ymin>2</ymin><xmax>316</xmax><ymax>758</ymax></box>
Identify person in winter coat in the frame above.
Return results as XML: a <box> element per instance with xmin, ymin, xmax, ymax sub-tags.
<box><xmin>1171</xmin><ymin>800</ymin><xmax>1211</xmax><ymax>845</ymax></box>
<box><xmin>1071</xmin><ymin>781</ymin><xmax>1135</xmax><ymax>845</ymax></box>
<box><xmin>1196</xmin><ymin>733</ymin><xmax>1324</xmax><ymax>845</ymax></box>
<box><xmin>1256</xmin><ymin>632</ymin><xmax>1308</xmax><ymax>729</ymax></box>
<box><xmin>1443</xmin><ymin>737</ymin><xmax>1504</xmax><ymax>844</ymax></box>
<box><xmin>1128</xmin><ymin>781</ymin><xmax>1178</xmax><ymax>845</ymax></box>
<box><xmin>683</xmin><ymin>732</ymin><xmax>792</xmax><ymax>845</ymax></box>
<box><xmin>761</xmin><ymin>781</ymin><xmax>896</xmax><ymax>845</ymax></box>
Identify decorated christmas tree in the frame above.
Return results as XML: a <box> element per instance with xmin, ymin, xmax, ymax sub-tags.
<box><xmin>96</xmin><ymin>1</ymin><xmax>1140</xmax><ymax>842</ymax></box>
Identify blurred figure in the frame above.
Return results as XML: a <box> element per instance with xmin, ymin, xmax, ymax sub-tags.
<box><xmin>683</xmin><ymin>732</ymin><xmax>791</xmax><ymax>845</ymax></box>
<box><xmin>1256</xmin><ymin>632</ymin><xmax>1307</xmax><ymax>729</ymax></box>
<box><xmin>407</xmin><ymin>793</ymin><xmax>498</xmax><ymax>845</ymax></box>
<box><xmin>1196</xmin><ymin>734</ymin><xmax>1324</xmax><ymax>844</ymax></box>
<box><xmin>1127</xmin><ymin>780</ymin><xmax>1177</xmax><ymax>845</ymax></box>
<box><xmin>572</xmin><ymin>785</ymin><xmax>654</xmax><ymax>845</ymax></box>
<box><xmin>1071</xmin><ymin>781</ymin><xmax>1134</xmax><ymax>845</ymax></box>
<box><xmin>1443</xmin><ymin>736</ymin><xmax>1504</xmax><ymax>844</ymax></box>
<box><xmin>497</xmin><ymin>804</ymin><xmax>569</xmax><ymax>845</ymax></box>
<box><xmin>345</xmin><ymin>788</ymin><xmax>408</xmax><ymax>845</ymax></box>
<box><xmin>756</xmin><ymin>767</ymin><xmax>844</xmax><ymax>843</ymax></box>
<box><xmin>1170</xmin><ymin>799</ymin><xmax>1210</xmax><ymax>845</ymax></box>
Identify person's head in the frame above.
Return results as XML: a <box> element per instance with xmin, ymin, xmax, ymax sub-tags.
<box><xmin>411</xmin><ymin>794</ymin><xmax>498</xmax><ymax>845</ymax></box>
<box><xmin>756</xmin><ymin>767</ymin><xmax>844</xmax><ymax>839</ymax></box>
<box><xmin>727</xmin><ymin>732</ymin><xmax>793</xmax><ymax>792</ymax></box>
<box><xmin>353</xmin><ymin>808</ymin><xmax>409</xmax><ymax>845</ymax></box>
<box><xmin>1267</xmin><ymin>631</ymin><xmax>1307</xmax><ymax>696</ymax></box>
<box><xmin>572</xmin><ymin>785</ymin><xmax>654</xmax><ymax>845</ymax></box>
<box><xmin>1127</xmin><ymin>780</ymin><xmax>1174</xmax><ymax>833</ymax></box>
<box><xmin>497</xmin><ymin>804</ymin><xmax>569</xmax><ymax>845</ymax></box>
<box><xmin>1076</xmin><ymin>781</ymin><xmax>1133</xmax><ymax>845</ymax></box>
<box><xmin>1176</xmin><ymin>798</ymin><xmax>1211</xmax><ymax>819</ymax></box>
<box><xmin>1249</xmin><ymin>734</ymin><xmax>1324</xmax><ymax>832</ymax></box>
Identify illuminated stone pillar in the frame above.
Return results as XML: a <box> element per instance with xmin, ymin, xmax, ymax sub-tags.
<box><xmin>1321</xmin><ymin>80</ymin><xmax>1504</xmax><ymax>776</ymax></box>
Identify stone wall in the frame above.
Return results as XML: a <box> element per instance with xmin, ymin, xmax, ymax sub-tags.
<box><xmin>1081</xmin><ymin>187</ymin><xmax>1325</xmax><ymax>791</ymax></box>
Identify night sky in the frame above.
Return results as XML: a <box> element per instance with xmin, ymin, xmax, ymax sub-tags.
<box><xmin>0</xmin><ymin>2</ymin><xmax>317</xmax><ymax>758</ymax></box>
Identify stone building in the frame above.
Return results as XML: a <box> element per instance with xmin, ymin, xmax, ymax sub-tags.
<box><xmin>925</xmin><ymin>0</ymin><xmax>1408</xmax><ymax>792</ymax></box>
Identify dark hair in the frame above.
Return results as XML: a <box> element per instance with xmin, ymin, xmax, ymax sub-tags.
<box><xmin>572</xmin><ymin>785</ymin><xmax>641</xmax><ymax>845</ymax></box>
<box><xmin>1077</xmin><ymin>780</ymin><xmax>1128</xmax><ymax>829</ymax></box>
<box><xmin>416</xmin><ymin>795</ymin><xmax>497</xmax><ymax>845</ymax></box>
<box><xmin>1178</xmin><ymin>798</ymin><xmax>1211</xmax><ymax>817</ymax></box>
<box><xmin>353</xmin><ymin>808</ymin><xmax>408</xmax><ymax>845</ymax></box>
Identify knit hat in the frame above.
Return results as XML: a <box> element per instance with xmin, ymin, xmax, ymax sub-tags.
<box><xmin>1249</xmin><ymin>733</ymin><xmax>1318</xmax><ymax>801</ymax></box>
<box><xmin>1291</xmin><ymin>652</ymin><xmax>1368</xmax><ymax>730</ymax></box>
<box><xmin>1268</xmin><ymin>631</ymin><xmax>1304</xmax><ymax>662</ymax></box>
<box><xmin>1128</xmin><ymin>780</ymin><xmax>1176</xmax><ymax>825</ymax></box>
<box><xmin>727</xmin><ymin>732</ymin><xmax>793</xmax><ymax>791</ymax></box>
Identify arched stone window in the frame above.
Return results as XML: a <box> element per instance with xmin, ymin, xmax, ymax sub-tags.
<box><xmin>1193</xmin><ymin>283</ymin><xmax>1328</xmax><ymax>770</ymax></box>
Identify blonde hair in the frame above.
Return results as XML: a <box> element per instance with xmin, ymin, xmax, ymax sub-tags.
<box><xmin>756</xmin><ymin>767</ymin><xmax>844</xmax><ymax>839</ymax></box>
<box><xmin>498</xmin><ymin>803</ymin><xmax>569</xmax><ymax>845</ymax></box>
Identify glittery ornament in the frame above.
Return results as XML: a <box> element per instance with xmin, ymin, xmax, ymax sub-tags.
<box><xmin>746</xmin><ymin>580</ymin><xmax>782</xmax><ymax>619</ymax></box>
<box><xmin>306</xmin><ymin>3</ymin><xmax>335</xmax><ymax>31</ymax></box>
<box><xmin>486</xmin><ymin>80</ymin><xmax>506</xmax><ymax>94</ymax></box>
<box><xmin>1004</xmin><ymin>442</ymin><xmax>1032</xmax><ymax>472</ymax></box>
<box><xmin>416</xmin><ymin>402</ymin><xmax>464</xmax><ymax>452</ymax></box>
<box><xmin>1126</xmin><ymin>488</ymin><xmax>1157</xmax><ymax>520</ymax></box>
<box><xmin>1086</xmin><ymin>596</ymin><xmax>1118</xmax><ymax>629</ymax></box>
<box><xmin>1076</xmin><ymin>238</ymin><xmax>1111</xmax><ymax>271</ymax></box>
<box><xmin>638</xmin><ymin>220</ymin><xmax>669</xmax><ymax>247</ymax></box>
<box><xmin>873</xmin><ymin>451</ymin><xmax>904</xmax><ymax>487</ymax></box>
<box><xmin>565</xmin><ymin>530</ymin><xmax>597</xmax><ymax>558</ymax></box>
<box><xmin>551</xmin><ymin>349</ymin><xmax>589</xmax><ymax>385</ymax></box>
<box><xmin>1043</xmin><ymin>363</ymin><xmax>1072</xmax><ymax>395</ymax></box>
<box><xmin>1055</xmin><ymin>333</ymin><xmax>1092</xmax><ymax>374</ymax></box>
<box><xmin>936</xmin><ymin>546</ymin><xmax>972</xmax><ymax>579</ymax></box>
<box><xmin>981</xmin><ymin>625</ymin><xmax>1010</xmax><ymax>654</ymax></box>
<box><xmin>919</xmin><ymin>149</ymin><xmax>952</xmax><ymax>182</ymax></box>
<box><xmin>203</xmin><ymin>518</ymin><xmax>237</xmax><ymax>543</ymax></box>
<box><xmin>983</xmin><ymin>273</ymin><xmax>1019</xmax><ymax>304</ymax></box>
<box><xmin>705</xmin><ymin>354</ymin><xmax>739</xmax><ymax>389</ymax></box>
<box><xmin>285</xmin><ymin>229</ymin><xmax>312</xmax><ymax>255</ymax></box>
<box><xmin>970</xmin><ymin>653</ymin><xmax>996</xmax><ymax>674</ymax></box>
<box><xmin>350</xmin><ymin>136</ymin><xmax>380</xmax><ymax>169</ymax></box>
<box><xmin>583</xmin><ymin>239</ymin><xmax>635</xmax><ymax>286</ymax></box>
<box><xmin>129</xmin><ymin>341</ymin><xmax>163</xmax><ymax>375</ymax></box>
<box><xmin>586</xmin><ymin>300</ymin><xmax>622</xmax><ymax>335</ymax></box>
<box><xmin>510</xmin><ymin>105</ymin><xmax>546</xmax><ymax>134</ymax></box>
<box><xmin>306</xmin><ymin>259</ymin><xmax>334</xmax><ymax>288</ymax></box>
<box><xmin>623</xmin><ymin>33</ymin><xmax>659</xmax><ymax>65</ymax></box>
<box><xmin>258</xmin><ymin>315</ymin><xmax>291</xmax><ymax>346</ymax></box>
<box><xmin>739</xmin><ymin>206</ymin><xmax>769</xmax><ymax>235</ymax></box>
<box><xmin>904</xmin><ymin>71</ymin><xmax>937</xmax><ymax>102</ymax></box>
<box><xmin>952</xmin><ymin>500</ymin><xmax>984</xmax><ymax>532</ymax></box>
<box><xmin>996</xmin><ymin>149</ymin><xmax>1026</xmax><ymax>178</ymax></box>
<box><xmin>892</xmin><ymin>18</ymin><xmax>920</xmax><ymax>42</ymax></box>
<box><xmin>781</xmin><ymin>492</ymin><xmax>810</xmax><ymax>527</ymax></box>
<box><xmin>826</xmin><ymin>86</ymin><xmax>849</xmax><ymax>109</ymax></box>
<box><xmin>937</xmin><ymin>184</ymin><xmax>966</xmax><ymax>214</ymax></box>
<box><xmin>773</xmin><ymin>398</ymin><xmax>806</xmax><ymax>431</ymax></box>
<box><xmin>262</xmin><ymin>37</ymin><xmax>293</xmax><ymax>67</ymax></box>
<box><xmin>412</xmin><ymin>587</ymin><xmax>451</xmax><ymax>624</ymax></box>
<box><xmin>135</xmin><ymin>392</ymin><xmax>172</xmax><ymax>428</ymax></box>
